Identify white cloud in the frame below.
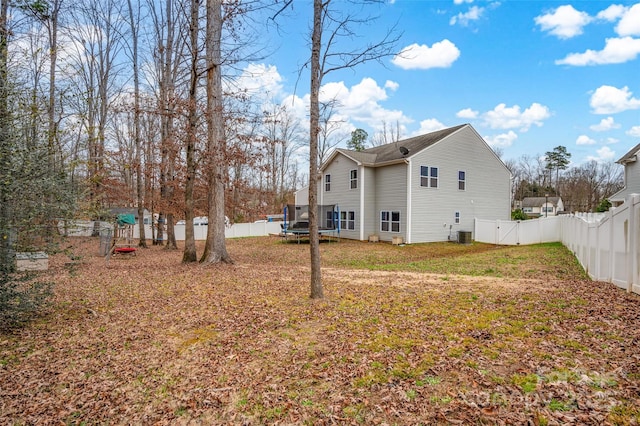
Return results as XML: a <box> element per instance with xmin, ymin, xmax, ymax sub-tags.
<box><xmin>232</xmin><ymin>63</ymin><xmax>284</xmax><ymax>100</ymax></box>
<box><xmin>484</xmin><ymin>131</ymin><xmax>518</xmax><ymax>148</ymax></box>
<box><xmin>596</xmin><ymin>4</ymin><xmax>627</xmax><ymax>22</ymax></box>
<box><xmin>555</xmin><ymin>37</ymin><xmax>640</xmax><ymax>66</ymax></box>
<box><xmin>391</xmin><ymin>40</ymin><xmax>460</xmax><ymax>70</ymax></box>
<box><xmin>456</xmin><ymin>108</ymin><xmax>479</xmax><ymax>119</ymax></box>
<box><xmin>605</xmin><ymin>137</ymin><xmax>619</xmax><ymax>145</ymax></box>
<box><xmin>576</xmin><ymin>135</ymin><xmax>597</xmax><ymax>145</ymax></box>
<box><xmin>318</xmin><ymin>77</ymin><xmax>411</xmax><ymax>131</ymax></box>
<box><xmin>450</xmin><ymin>6</ymin><xmax>484</xmax><ymax>26</ymax></box>
<box><xmin>535</xmin><ymin>5</ymin><xmax>592</xmax><ymax>39</ymax></box>
<box><xmin>454</xmin><ymin>0</ymin><xmax>473</xmax><ymax>4</ymax></box>
<box><xmin>628</xmin><ymin>126</ymin><xmax>640</xmax><ymax>137</ymax></box>
<box><xmin>590</xmin><ymin>117</ymin><xmax>620</xmax><ymax>132</ymax></box>
<box><xmin>413</xmin><ymin>119</ymin><xmax>446</xmax><ymax>136</ymax></box>
<box><xmin>590</xmin><ymin>85</ymin><xmax>640</xmax><ymax>114</ymax></box>
<box><xmin>482</xmin><ymin>102</ymin><xmax>551</xmax><ymax>131</ymax></box>
<box><xmin>616</xmin><ymin>3</ymin><xmax>640</xmax><ymax>37</ymax></box>
<box><xmin>384</xmin><ymin>80</ymin><xmax>399</xmax><ymax>91</ymax></box>
<box><xmin>586</xmin><ymin>146</ymin><xmax>616</xmax><ymax>162</ymax></box>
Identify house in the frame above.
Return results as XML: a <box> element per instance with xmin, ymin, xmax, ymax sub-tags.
<box><xmin>610</xmin><ymin>142</ymin><xmax>640</xmax><ymax>207</ymax></box>
<box><xmin>315</xmin><ymin>124</ymin><xmax>511</xmax><ymax>243</ymax></box>
<box><xmin>520</xmin><ymin>196</ymin><xmax>564</xmax><ymax>218</ymax></box>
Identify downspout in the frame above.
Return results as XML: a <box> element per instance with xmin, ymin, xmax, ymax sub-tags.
<box><xmin>360</xmin><ymin>165</ymin><xmax>365</xmax><ymax>241</ymax></box>
<box><xmin>406</xmin><ymin>158</ymin><xmax>411</xmax><ymax>244</ymax></box>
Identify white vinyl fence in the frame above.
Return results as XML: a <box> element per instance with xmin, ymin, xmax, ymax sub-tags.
<box><xmin>474</xmin><ymin>194</ymin><xmax>640</xmax><ymax>295</ymax></box>
<box><xmin>58</xmin><ymin>220</ymin><xmax>282</xmax><ymax>240</ymax></box>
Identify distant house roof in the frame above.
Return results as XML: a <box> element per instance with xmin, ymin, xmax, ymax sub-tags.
<box><xmin>322</xmin><ymin>124</ymin><xmax>467</xmax><ymax>170</ymax></box>
<box><xmin>521</xmin><ymin>197</ymin><xmax>561</xmax><ymax>208</ymax></box>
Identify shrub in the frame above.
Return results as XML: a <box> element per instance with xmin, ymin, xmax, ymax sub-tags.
<box><xmin>511</xmin><ymin>209</ymin><xmax>528</xmax><ymax>221</ymax></box>
<box><xmin>0</xmin><ymin>270</ymin><xmax>52</xmax><ymax>330</ymax></box>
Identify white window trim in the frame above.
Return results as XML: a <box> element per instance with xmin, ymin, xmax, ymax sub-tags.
<box><xmin>349</xmin><ymin>169</ymin><xmax>358</xmax><ymax>190</ymax></box>
<box><xmin>454</xmin><ymin>211</ymin><xmax>460</xmax><ymax>224</ymax></box>
<box><xmin>458</xmin><ymin>170</ymin><xmax>466</xmax><ymax>191</ymax></box>
<box><xmin>380</xmin><ymin>210</ymin><xmax>401</xmax><ymax>233</ymax></box>
<box><xmin>340</xmin><ymin>210</ymin><xmax>355</xmax><ymax>230</ymax></box>
<box><xmin>420</xmin><ymin>166</ymin><xmax>438</xmax><ymax>188</ymax></box>
<box><xmin>325</xmin><ymin>174</ymin><xmax>331</xmax><ymax>192</ymax></box>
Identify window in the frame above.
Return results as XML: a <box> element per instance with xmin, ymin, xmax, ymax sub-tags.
<box><xmin>458</xmin><ymin>171</ymin><xmax>466</xmax><ymax>190</ymax></box>
<box><xmin>523</xmin><ymin>207</ymin><xmax>533</xmax><ymax>213</ymax></box>
<box><xmin>381</xmin><ymin>211</ymin><xmax>400</xmax><ymax>233</ymax></box>
<box><xmin>326</xmin><ymin>210</ymin><xmax>334</xmax><ymax>228</ymax></box>
<box><xmin>340</xmin><ymin>211</ymin><xmax>355</xmax><ymax>230</ymax></box>
<box><xmin>350</xmin><ymin>169</ymin><xmax>358</xmax><ymax>189</ymax></box>
<box><xmin>454</xmin><ymin>211</ymin><xmax>460</xmax><ymax>224</ymax></box>
<box><xmin>324</xmin><ymin>174</ymin><xmax>331</xmax><ymax>191</ymax></box>
<box><xmin>543</xmin><ymin>206</ymin><xmax>553</xmax><ymax>213</ymax></box>
<box><xmin>420</xmin><ymin>166</ymin><xmax>438</xmax><ymax>188</ymax></box>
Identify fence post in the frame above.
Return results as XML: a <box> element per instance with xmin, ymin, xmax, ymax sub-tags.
<box><xmin>608</xmin><ymin>208</ymin><xmax>614</xmax><ymax>282</ymax></box>
<box><xmin>627</xmin><ymin>195</ymin><xmax>638</xmax><ymax>292</ymax></box>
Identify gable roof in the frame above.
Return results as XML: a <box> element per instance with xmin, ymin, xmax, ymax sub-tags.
<box><xmin>521</xmin><ymin>197</ymin><xmax>562</xmax><ymax>207</ymax></box>
<box><xmin>322</xmin><ymin>124</ymin><xmax>467</xmax><ymax>170</ymax></box>
<box><xmin>616</xmin><ymin>142</ymin><xmax>640</xmax><ymax>164</ymax></box>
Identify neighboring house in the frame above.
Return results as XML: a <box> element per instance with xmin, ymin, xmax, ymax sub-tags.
<box><xmin>520</xmin><ymin>196</ymin><xmax>564</xmax><ymax>218</ymax></box>
<box><xmin>610</xmin><ymin>142</ymin><xmax>640</xmax><ymax>207</ymax></box>
<box><xmin>314</xmin><ymin>124</ymin><xmax>511</xmax><ymax>243</ymax></box>
<box><xmin>294</xmin><ymin>186</ymin><xmax>309</xmax><ymax>206</ymax></box>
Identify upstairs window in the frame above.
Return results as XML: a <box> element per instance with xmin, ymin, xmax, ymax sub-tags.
<box><xmin>325</xmin><ymin>174</ymin><xmax>331</xmax><ymax>192</ymax></box>
<box><xmin>420</xmin><ymin>166</ymin><xmax>438</xmax><ymax>188</ymax></box>
<box><xmin>350</xmin><ymin>169</ymin><xmax>358</xmax><ymax>189</ymax></box>
<box><xmin>458</xmin><ymin>171</ymin><xmax>466</xmax><ymax>190</ymax></box>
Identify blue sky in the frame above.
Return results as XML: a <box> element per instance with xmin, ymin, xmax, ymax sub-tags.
<box><xmin>237</xmin><ymin>0</ymin><xmax>640</xmax><ymax>165</ymax></box>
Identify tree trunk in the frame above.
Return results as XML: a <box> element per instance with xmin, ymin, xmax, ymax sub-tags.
<box><xmin>308</xmin><ymin>0</ymin><xmax>323</xmax><ymax>299</ymax></box>
<box><xmin>0</xmin><ymin>0</ymin><xmax>12</xmax><ymax>273</ymax></box>
<box><xmin>160</xmin><ymin>0</ymin><xmax>177</xmax><ymax>250</ymax></box>
<box><xmin>182</xmin><ymin>0</ymin><xmax>199</xmax><ymax>263</ymax></box>
<box><xmin>47</xmin><ymin>0</ymin><xmax>60</xmax><ymax>172</ymax></box>
<box><xmin>200</xmin><ymin>0</ymin><xmax>232</xmax><ymax>265</ymax></box>
<box><xmin>127</xmin><ymin>0</ymin><xmax>147</xmax><ymax>248</ymax></box>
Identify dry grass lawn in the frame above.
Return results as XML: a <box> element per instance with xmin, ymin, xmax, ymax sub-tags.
<box><xmin>1</xmin><ymin>236</ymin><xmax>639</xmax><ymax>425</ymax></box>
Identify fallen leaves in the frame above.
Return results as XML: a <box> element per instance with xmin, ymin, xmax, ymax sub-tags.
<box><xmin>0</xmin><ymin>237</ymin><xmax>639</xmax><ymax>424</ymax></box>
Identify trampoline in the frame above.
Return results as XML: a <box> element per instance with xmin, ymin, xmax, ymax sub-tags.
<box><xmin>282</xmin><ymin>204</ymin><xmax>340</xmax><ymax>242</ymax></box>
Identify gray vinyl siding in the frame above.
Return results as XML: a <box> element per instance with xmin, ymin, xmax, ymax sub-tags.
<box><xmin>374</xmin><ymin>163</ymin><xmax>408</xmax><ymax>242</ymax></box>
<box><xmin>362</xmin><ymin>166</ymin><xmax>377</xmax><ymax>239</ymax></box>
<box><xmin>321</xmin><ymin>153</ymin><xmax>361</xmax><ymax>239</ymax></box>
<box><xmin>409</xmin><ymin>126</ymin><xmax>510</xmax><ymax>243</ymax></box>
<box><xmin>611</xmin><ymin>161</ymin><xmax>640</xmax><ymax>203</ymax></box>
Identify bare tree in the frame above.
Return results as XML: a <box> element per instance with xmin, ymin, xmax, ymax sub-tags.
<box><xmin>317</xmin><ymin>99</ymin><xmax>347</xmax><ymax>165</ymax></box>
<box><xmin>66</xmin><ymin>0</ymin><xmax>127</xmax><ymax>235</ymax></box>
<box><xmin>200</xmin><ymin>0</ymin><xmax>232</xmax><ymax>264</ymax></box>
<box><xmin>0</xmin><ymin>0</ymin><xmax>10</xmax><ymax>270</ymax></box>
<box><xmin>307</xmin><ymin>0</ymin><xmax>400</xmax><ymax>298</ymax></box>
<box><xmin>262</xmin><ymin>103</ymin><xmax>303</xmax><ymax>210</ymax></box>
<box><xmin>370</xmin><ymin>120</ymin><xmax>401</xmax><ymax>147</ymax></box>
<box><xmin>126</xmin><ymin>0</ymin><xmax>148</xmax><ymax>248</ymax></box>
<box><xmin>183</xmin><ymin>0</ymin><xmax>201</xmax><ymax>263</ymax></box>
<box><xmin>149</xmin><ymin>0</ymin><xmax>186</xmax><ymax>248</ymax></box>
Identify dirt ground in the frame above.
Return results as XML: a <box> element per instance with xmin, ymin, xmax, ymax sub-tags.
<box><xmin>1</xmin><ymin>237</ymin><xmax>639</xmax><ymax>425</ymax></box>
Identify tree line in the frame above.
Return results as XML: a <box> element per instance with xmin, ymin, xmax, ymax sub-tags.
<box><xmin>506</xmin><ymin>145</ymin><xmax>624</xmax><ymax>215</ymax></box>
<box><xmin>0</xmin><ymin>0</ymin><xmax>400</xmax><ymax>308</ymax></box>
